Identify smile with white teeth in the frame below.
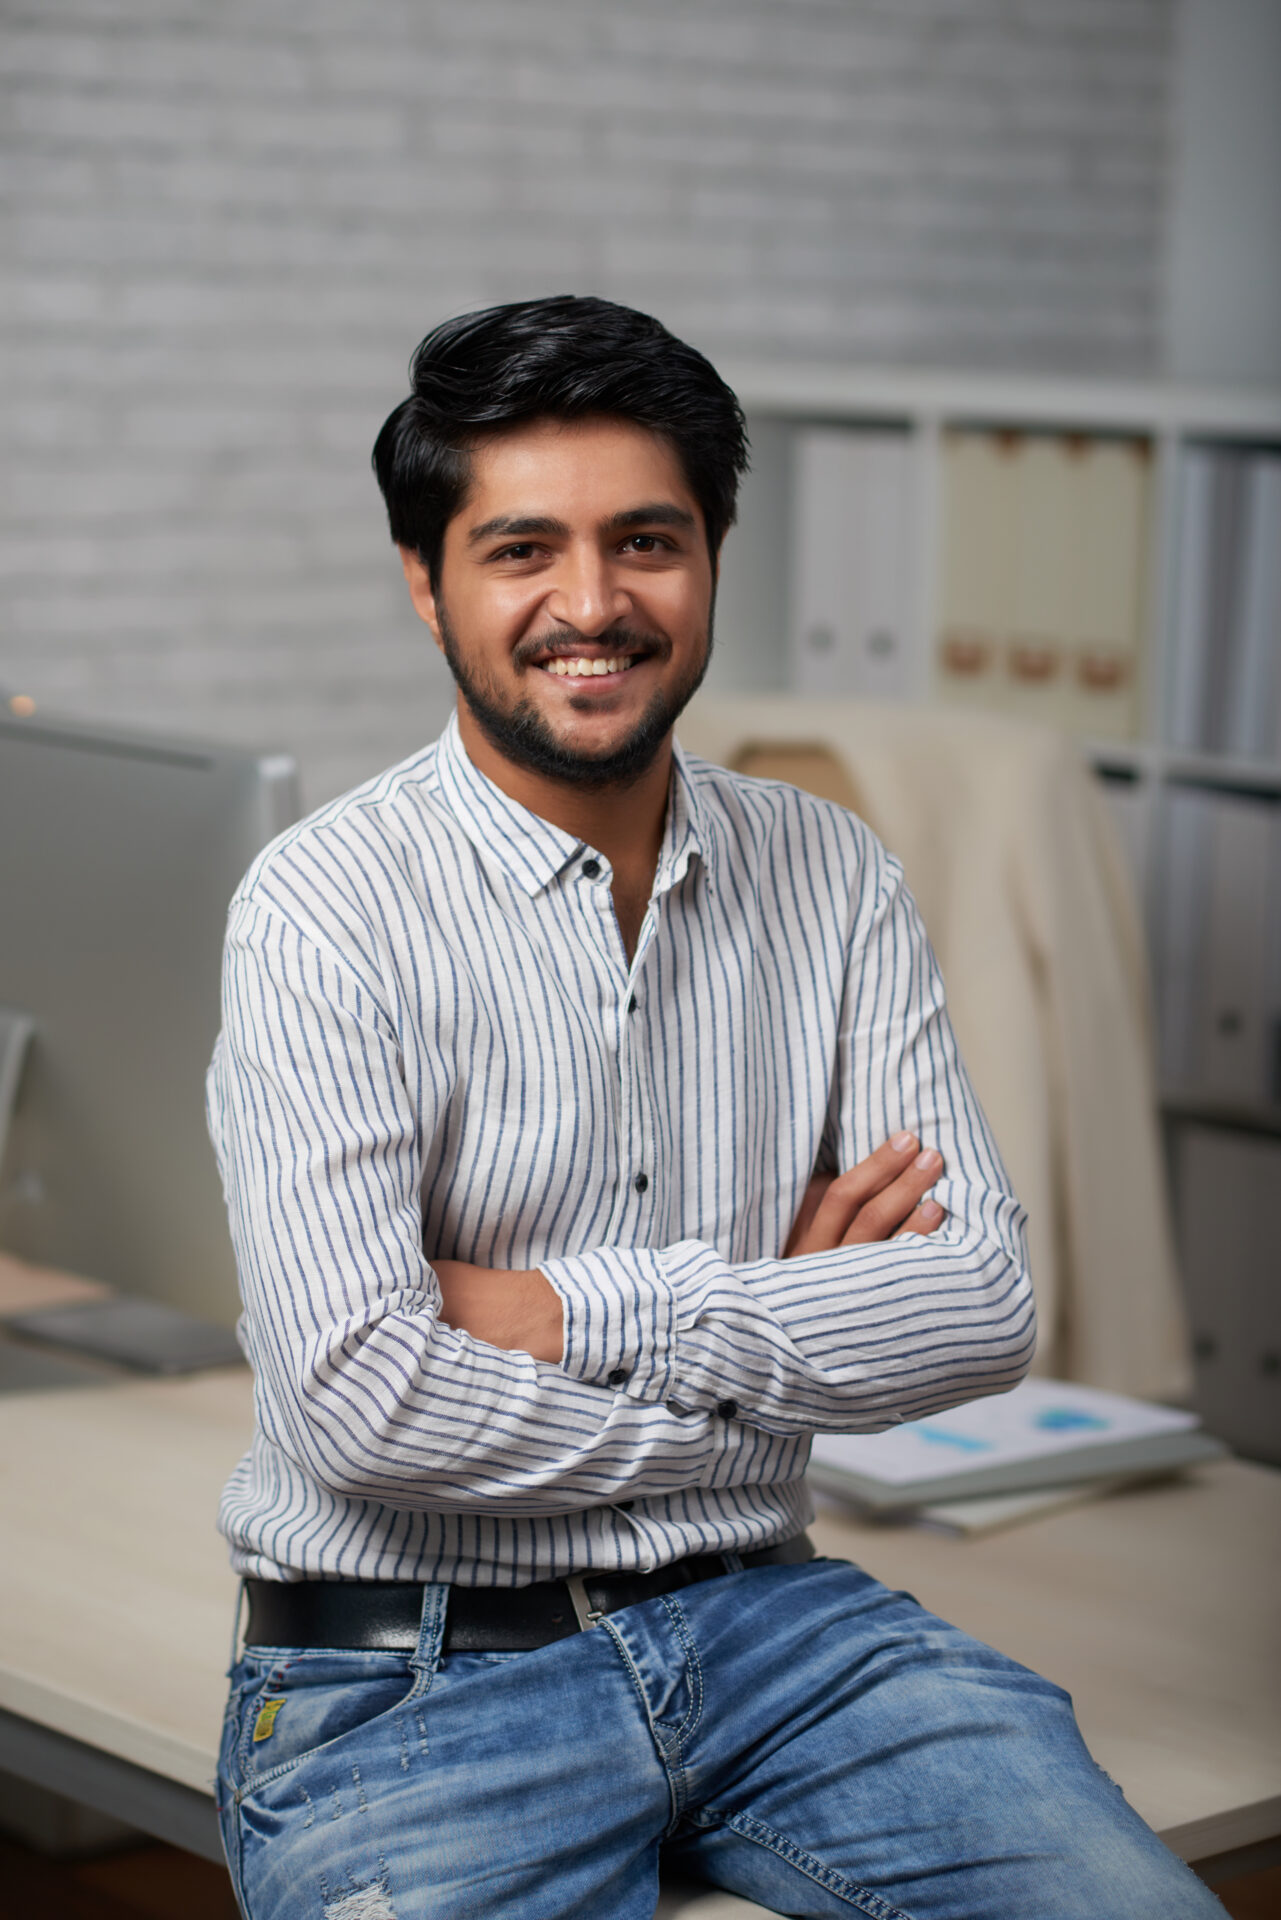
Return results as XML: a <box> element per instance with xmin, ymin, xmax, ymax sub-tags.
<box><xmin>540</xmin><ymin>656</ymin><xmax>637</xmax><ymax>677</ymax></box>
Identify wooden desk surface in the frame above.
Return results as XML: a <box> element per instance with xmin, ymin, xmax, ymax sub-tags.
<box><xmin>0</xmin><ymin>1369</ymin><xmax>247</xmax><ymax>1795</ymax></box>
<box><xmin>1</xmin><ymin>1369</ymin><xmax>1277</xmax><ymax>1862</ymax></box>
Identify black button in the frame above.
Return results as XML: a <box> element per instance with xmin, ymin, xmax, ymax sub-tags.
<box><xmin>607</xmin><ymin>1367</ymin><xmax>629</xmax><ymax>1387</ymax></box>
<box><xmin>715</xmin><ymin>1398</ymin><xmax>738</xmax><ymax>1419</ymax></box>
<box><xmin>627</xmin><ymin>993</ymin><xmax>638</xmax><ymax>1013</ymax></box>
<box><xmin>633</xmin><ymin>1172</ymin><xmax>648</xmax><ymax>1193</ymax></box>
<box><xmin>581</xmin><ymin>857</ymin><xmax>601</xmax><ymax>879</ymax></box>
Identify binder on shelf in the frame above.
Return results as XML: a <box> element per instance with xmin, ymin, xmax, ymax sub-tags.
<box><xmin>1201</xmin><ymin>452</ymin><xmax>1250</xmax><ymax>755</ymax></box>
<box><xmin>1227</xmin><ymin>455</ymin><xmax>1281</xmax><ymax>762</ymax></box>
<box><xmin>789</xmin><ymin>427</ymin><xmax>916</xmax><ymax>701</ymax></box>
<box><xmin>935</xmin><ymin>429</ymin><xmax>1012</xmax><ymax>710</ymax></box>
<box><xmin>1070</xmin><ymin>437</ymin><xmax>1147</xmax><ymax>740</ymax></box>
<box><xmin>1157</xmin><ymin>784</ymin><xmax>1281</xmax><ymax>1106</ymax></box>
<box><xmin>1167</xmin><ymin>444</ymin><xmax>1281</xmax><ymax>761</ymax></box>
<box><xmin>1004</xmin><ymin>434</ymin><xmax>1076</xmax><ymax>730</ymax></box>
<box><xmin>1157</xmin><ymin>787</ymin><xmax>1212</xmax><ymax>1088</ymax></box>
<box><xmin>1199</xmin><ymin>791</ymin><xmax>1281</xmax><ymax>1104</ymax></box>
<box><xmin>935</xmin><ymin>430</ymin><xmax>1146</xmax><ymax>737</ymax></box>
<box><xmin>1168</xmin><ymin>446</ymin><xmax>1216</xmax><ymax>750</ymax></box>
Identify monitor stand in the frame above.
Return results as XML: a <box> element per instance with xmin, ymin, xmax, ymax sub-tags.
<box><xmin>0</xmin><ymin>1007</ymin><xmax>34</xmax><ymax>1173</ymax></box>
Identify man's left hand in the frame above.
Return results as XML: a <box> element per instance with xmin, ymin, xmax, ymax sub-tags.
<box><xmin>432</xmin><ymin>1259</ymin><xmax>565</xmax><ymax>1364</ymax></box>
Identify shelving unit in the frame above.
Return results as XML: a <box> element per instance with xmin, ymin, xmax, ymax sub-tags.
<box><xmin>711</xmin><ymin>363</ymin><xmax>1281</xmax><ymax>1461</ymax></box>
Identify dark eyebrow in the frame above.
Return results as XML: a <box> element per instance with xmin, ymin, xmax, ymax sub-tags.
<box><xmin>466</xmin><ymin>503</ymin><xmax>698</xmax><ymax>548</ymax></box>
<box><xmin>606</xmin><ymin>504</ymin><xmax>697</xmax><ymax>534</ymax></box>
<box><xmin>466</xmin><ymin>514</ymin><xmax>571</xmax><ymax>547</ymax></box>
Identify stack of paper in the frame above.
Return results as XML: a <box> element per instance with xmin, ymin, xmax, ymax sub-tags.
<box><xmin>1168</xmin><ymin>445</ymin><xmax>1281</xmax><ymax>759</ymax></box>
<box><xmin>807</xmin><ymin>1378</ymin><xmax>1225</xmax><ymax>1535</ymax></box>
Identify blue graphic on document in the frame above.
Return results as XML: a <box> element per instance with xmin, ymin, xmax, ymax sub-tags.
<box><xmin>914</xmin><ymin>1424</ymin><xmax>992</xmax><ymax>1453</ymax></box>
<box><xmin>1033</xmin><ymin>1409</ymin><xmax>1109</xmax><ymax>1433</ymax></box>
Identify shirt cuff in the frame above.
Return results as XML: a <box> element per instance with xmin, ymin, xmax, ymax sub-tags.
<box><xmin>539</xmin><ymin>1247</ymin><xmax>678</xmax><ymax>1403</ymax></box>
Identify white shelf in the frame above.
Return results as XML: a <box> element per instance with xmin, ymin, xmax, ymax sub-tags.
<box><xmin>1087</xmin><ymin>741</ymin><xmax>1281</xmax><ymax>798</ymax></box>
<box><xmin>1161</xmin><ymin>1090</ymin><xmax>1281</xmax><ymax>1139</ymax></box>
<box><xmin>712</xmin><ymin>365</ymin><xmax>1281</xmax><ymax>1146</ymax></box>
<box><xmin>725</xmin><ymin>362</ymin><xmax>1281</xmax><ymax>440</ymax></box>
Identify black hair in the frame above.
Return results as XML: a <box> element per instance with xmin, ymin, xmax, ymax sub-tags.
<box><xmin>371</xmin><ymin>295</ymin><xmax>749</xmax><ymax>588</ymax></box>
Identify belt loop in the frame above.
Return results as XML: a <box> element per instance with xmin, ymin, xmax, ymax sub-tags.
<box><xmin>408</xmin><ymin>1583</ymin><xmax>450</xmax><ymax>1689</ymax></box>
<box><xmin>227</xmin><ymin>1578</ymin><xmax>248</xmax><ymax>1671</ymax></box>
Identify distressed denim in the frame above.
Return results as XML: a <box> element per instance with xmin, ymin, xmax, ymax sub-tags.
<box><xmin>216</xmin><ymin>1558</ymin><xmax>1224</xmax><ymax>1919</ymax></box>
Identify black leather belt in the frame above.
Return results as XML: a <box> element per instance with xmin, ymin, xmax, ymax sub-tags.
<box><xmin>244</xmin><ymin>1535</ymin><xmax>815</xmax><ymax>1653</ymax></box>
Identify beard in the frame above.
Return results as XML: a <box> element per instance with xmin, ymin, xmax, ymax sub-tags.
<box><xmin>436</xmin><ymin>597</ymin><xmax>714</xmax><ymax>792</ymax></box>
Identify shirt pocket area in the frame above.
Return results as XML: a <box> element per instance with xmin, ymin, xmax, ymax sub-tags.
<box><xmin>229</xmin><ymin>1646</ymin><xmax>416</xmax><ymax>1792</ymax></box>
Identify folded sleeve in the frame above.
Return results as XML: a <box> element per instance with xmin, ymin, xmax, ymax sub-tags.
<box><xmin>208</xmin><ymin>893</ymin><xmax>759</xmax><ymax>1514</ymax></box>
<box><xmin>542</xmin><ymin>861</ymin><xmax>1035</xmax><ymax>1436</ymax></box>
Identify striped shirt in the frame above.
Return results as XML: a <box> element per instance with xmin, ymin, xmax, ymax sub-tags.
<box><xmin>208</xmin><ymin>713</ymin><xmax>1034</xmax><ymax>1585</ymax></box>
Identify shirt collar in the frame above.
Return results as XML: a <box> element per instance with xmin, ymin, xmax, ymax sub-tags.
<box><xmin>660</xmin><ymin>737</ymin><xmax>715</xmax><ymax>894</ymax></box>
<box><xmin>434</xmin><ymin>712</ymin><xmax>715</xmax><ymax>899</ymax></box>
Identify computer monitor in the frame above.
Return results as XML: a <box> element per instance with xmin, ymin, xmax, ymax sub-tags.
<box><xmin>0</xmin><ymin>711</ymin><xmax>300</xmax><ymax>1328</ymax></box>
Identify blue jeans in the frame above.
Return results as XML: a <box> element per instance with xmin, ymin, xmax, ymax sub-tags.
<box><xmin>217</xmin><ymin>1558</ymin><xmax>1223</xmax><ymax>1918</ymax></box>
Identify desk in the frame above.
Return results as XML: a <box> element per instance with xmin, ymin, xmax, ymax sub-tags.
<box><xmin>1</xmin><ymin>1369</ymin><xmax>1278</xmax><ymax>1899</ymax></box>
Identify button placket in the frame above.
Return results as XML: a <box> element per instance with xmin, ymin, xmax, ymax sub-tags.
<box><xmin>576</xmin><ymin>853</ymin><xmax>634</xmax><ymax>996</ymax></box>
<box><xmin>618</xmin><ymin>935</ymin><xmax>658</xmax><ymax>1244</ymax></box>
<box><xmin>567</xmin><ymin>857</ymin><xmax>633</xmax><ymax>1245</ymax></box>
<box><xmin>578</xmin><ymin>871</ymin><xmax>660</xmax><ymax>1251</ymax></box>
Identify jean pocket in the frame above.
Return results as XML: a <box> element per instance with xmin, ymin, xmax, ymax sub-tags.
<box><xmin>228</xmin><ymin>1646</ymin><xmax>416</xmax><ymax>1792</ymax></box>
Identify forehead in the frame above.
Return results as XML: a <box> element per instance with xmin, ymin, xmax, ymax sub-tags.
<box><xmin>456</xmin><ymin>415</ymin><xmax>696</xmax><ymax>527</ymax></box>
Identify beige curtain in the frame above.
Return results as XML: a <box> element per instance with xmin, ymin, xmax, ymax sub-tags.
<box><xmin>677</xmin><ymin>694</ymin><xmax>1189</xmax><ymax>1400</ymax></box>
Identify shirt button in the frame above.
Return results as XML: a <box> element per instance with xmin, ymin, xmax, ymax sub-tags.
<box><xmin>716</xmin><ymin>1399</ymin><xmax>739</xmax><ymax>1419</ymax></box>
<box><xmin>627</xmin><ymin>992</ymin><xmax>638</xmax><ymax>1013</ymax></box>
<box><xmin>633</xmin><ymin>1172</ymin><xmax>648</xmax><ymax>1193</ymax></box>
<box><xmin>580</xmin><ymin>857</ymin><xmax>602</xmax><ymax>879</ymax></box>
<box><xmin>607</xmin><ymin>1367</ymin><xmax>629</xmax><ymax>1387</ymax></box>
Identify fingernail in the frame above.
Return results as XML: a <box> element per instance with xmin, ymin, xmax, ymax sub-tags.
<box><xmin>891</xmin><ymin>1131</ymin><xmax>915</xmax><ymax>1152</ymax></box>
<box><xmin>915</xmin><ymin>1148</ymin><xmax>940</xmax><ymax>1171</ymax></box>
<box><xmin>921</xmin><ymin>1200</ymin><xmax>944</xmax><ymax>1222</ymax></box>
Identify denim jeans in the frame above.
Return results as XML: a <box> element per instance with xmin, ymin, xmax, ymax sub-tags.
<box><xmin>217</xmin><ymin>1557</ymin><xmax>1224</xmax><ymax>1919</ymax></box>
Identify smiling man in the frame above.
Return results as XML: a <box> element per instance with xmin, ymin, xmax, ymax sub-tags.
<box><xmin>208</xmin><ymin>298</ymin><xmax>1223</xmax><ymax>1920</ymax></box>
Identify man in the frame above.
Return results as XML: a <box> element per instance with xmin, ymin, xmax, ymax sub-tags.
<box><xmin>209</xmin><ymin>297</ymin><xmax>1222</xmax><ymax>1919</ymax></box>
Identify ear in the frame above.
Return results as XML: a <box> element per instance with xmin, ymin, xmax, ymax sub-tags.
<box><xmin>398</xmin><ymin>546</ymin><xmax>444</xmax><ymax>649</ymax></box>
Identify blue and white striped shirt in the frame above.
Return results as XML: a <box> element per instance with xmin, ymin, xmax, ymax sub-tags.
<box><xmin>208</xmin><ymin>714</ymin><xmax>1033</xmax><ymax>1585</ymax></box>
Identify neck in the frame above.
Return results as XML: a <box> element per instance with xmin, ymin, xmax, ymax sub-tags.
<box><xmin>455</xmin><ymin>700</ymin><xmax>672</xmax><ymax>892</ymax></box>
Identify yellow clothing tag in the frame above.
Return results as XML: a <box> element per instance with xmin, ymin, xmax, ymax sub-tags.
<box><xmin>253</xmin><ymin>1698</ymin><xmax>285</xmax><ymax>1742</ymax></box>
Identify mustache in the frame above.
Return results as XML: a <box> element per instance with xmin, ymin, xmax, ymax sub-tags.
<box><xmin>512</xmin><ymin>627</ymin><xmax>668</xmax><ymax>669</ymax></box>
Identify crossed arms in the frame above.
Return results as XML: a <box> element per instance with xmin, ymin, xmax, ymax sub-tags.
<box><xmin>432</xmin><ymin>1134</ymin><xmax>950</xmax><ymax>1363</ymax></box>
<box><xmin>209</xmin><ymin>848</ymin><xmax>1033</xmax><ymax>1517</ymax></box>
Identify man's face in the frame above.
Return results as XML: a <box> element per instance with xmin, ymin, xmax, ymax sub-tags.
<box><xmin>401</xmin><ymin>416</ymin><xmax>716</xmax><ymax>789</ymax></box>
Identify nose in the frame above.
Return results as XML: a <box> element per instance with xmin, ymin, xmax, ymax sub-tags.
<box><xmin>544</xmin><ymin>543</ymin><xmax>631</xmax><ymax>637</ymax></box>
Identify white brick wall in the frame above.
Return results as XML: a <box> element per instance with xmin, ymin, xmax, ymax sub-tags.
<box><xmin>1</xmin><ymin>0</ymin><xmax>1173</xmax><ymax>805</ymax></box>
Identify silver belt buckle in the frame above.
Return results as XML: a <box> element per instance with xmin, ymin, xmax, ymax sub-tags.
<box><xmin>565</xmin><ymin>1574</ymin><xmax>604</xmax><ymax>1631</ymax></box>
